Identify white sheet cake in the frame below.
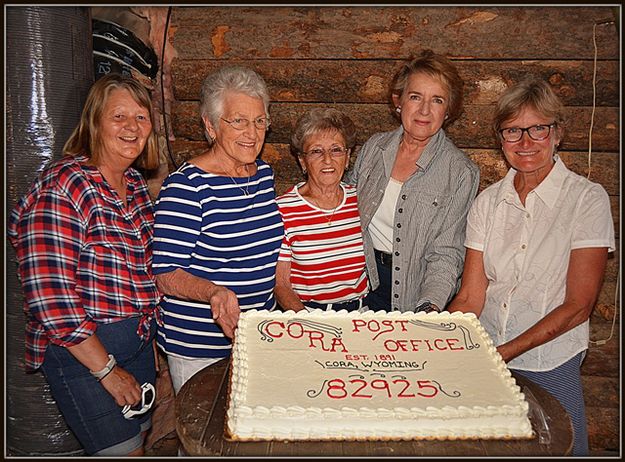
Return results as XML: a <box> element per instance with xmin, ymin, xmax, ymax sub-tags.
<box><xmin>226</xmin><ymin>309</ymin><xmax>533</xmax><ymax>441</ymax></box>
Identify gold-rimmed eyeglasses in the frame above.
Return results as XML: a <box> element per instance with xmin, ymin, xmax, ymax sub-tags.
<box><xmin>302</xmin><ymin>146</ymin><xmax>350</xmax><ymax>160</ymax></box>
<box><xmin>221</xmin><ymin>116</ymin><xmax>271</xmax><ymax>131</ymax></box>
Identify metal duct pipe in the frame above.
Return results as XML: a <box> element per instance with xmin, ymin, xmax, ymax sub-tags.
<box><xmin>6</xmin><ymin>6</ymin><xmax>93</xmax><ymax>456</ymax></box>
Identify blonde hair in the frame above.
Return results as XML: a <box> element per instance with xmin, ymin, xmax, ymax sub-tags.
<box><xmin>493</xmin><ymin>78</ymin><xmax>566</xmax><ymax>136</ymax></box>
<box><xmin>63</xmin><ymin>73</ymin><xmax>160</xmax><ymax>170</ymax></box>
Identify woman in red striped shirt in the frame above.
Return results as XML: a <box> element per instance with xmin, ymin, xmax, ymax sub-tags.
<box><xmin>275</xmin><ymin>108</ymin><xmax>369</xmax><ymax>313</ymax></box>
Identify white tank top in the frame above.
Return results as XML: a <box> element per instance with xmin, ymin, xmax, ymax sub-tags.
<box><xmin>369</xmin><ymin>177</ymin><xmax>403</xmax><ymax>253</ymax></box>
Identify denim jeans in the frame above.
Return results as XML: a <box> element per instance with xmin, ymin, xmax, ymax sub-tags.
<box><xmin>364</xmin><ymin>258</ymin><xmax>392</xmax><ymax>311</ymax></box>
<box><xmin>41</xmin><ymin>317</ymin><xmax>156</xmax><ymax>455</ymax></box>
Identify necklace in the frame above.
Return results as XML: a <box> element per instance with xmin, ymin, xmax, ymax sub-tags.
<box><xmin>229</xmin><ymin>163</ymin><xmax>251</xmax><ymax>196</ymax></box>
<box><xmin>308</xmin><ymin>188</ymin><xmax>343</xmax><ymax>226</ymax></box>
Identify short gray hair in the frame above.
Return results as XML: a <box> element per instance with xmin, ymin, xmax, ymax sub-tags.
<box><xmin>199</xmin><ymin>66</ymin><xmax>270</xmax><ymax>143</ymax></box>
<box><xmin>291</xmin><ymin>108</ymin><xmax>357</xmax><ymax>155</ymax></box>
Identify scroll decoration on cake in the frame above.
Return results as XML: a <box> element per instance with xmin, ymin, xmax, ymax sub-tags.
<box><xmin>307</xmin><ymin>380</ymin><xmax>328</xmax><ymax>398</ymax></box>
<box><xmin>407</xmin><ymin>320</ymin><xmax>480</xmax><ymax>350</ymax></box>
<box><xmin>429</xmin><ymin>380</ymin><xmax>462</xmax><ymax>398</ymax></box>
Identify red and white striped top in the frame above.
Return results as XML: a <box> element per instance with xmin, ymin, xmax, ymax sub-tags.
<box><xmin>277</xmin><ymin>182</ymin><xmax>369</xmax><ymax>304</ymax></box>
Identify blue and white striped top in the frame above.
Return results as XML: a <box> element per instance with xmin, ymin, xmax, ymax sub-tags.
<box><xmin>152</xmin><ymin>159</ymin><xmax>284</xmax><ymax>359</ymax></box>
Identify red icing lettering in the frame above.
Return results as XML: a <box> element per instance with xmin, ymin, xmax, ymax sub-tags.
<box><xmin>370</xmin><ymin>379</ymin><xmax>392</xmax><ymax>398</ymax></box>
<box><xmin>329</xmin><ymin>337</ymin><xmax>348</xmax><ymax>353</ymax></box>
<box><xmin>349</xmin><ymin>379</ymin><xmax>372</xmax><ymax>398</ymax></box>
<box><xmin>446</xmin><ymin>338</ymin><xmax>464</xmax><ymax>350</ymax></box>
<box><xmin>416</xmin><ymin>380</ymin><xmax>438</xmax><ymax>398</ymax></box>
<box><xmin>287</xmin><ymin>322</ymin><xmax>304</xmax><ymax>338</ymax></box>
<box><xmin>384</xmin><ymin>339</ymin><xmax>409</xmax><ymax>352</ymax></box>
<box><xmin>307</xmin><ymin>330</ymin><xmax>325</xmax><ymax>348</ymax></box>
<box><xmin>265</xmin><ymin>321</ymin><xmax>284</xmax><ymax>338</ymax></box>
<box><xmin>351</xmin><ymin>319</ymin><xmax>367</xmax><ymax>332</ymax></box>
<box><xmin>327</xmin><ymin>379</ymin><xmax>348</xmax><ymax>399</ymax></box>
<box><xmin>395</xmin><ymin>320</ymin><xmax>409</xmax><ymax>332</ymax></box>
<box><xmin>393</xmin><ymin>378</ymin><xmax>416</xmax><ymax>398</ymax></box>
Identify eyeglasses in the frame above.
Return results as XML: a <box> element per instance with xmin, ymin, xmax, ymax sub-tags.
<box><xmin>499</xmin><ymin>123</ymin><xmax>556</xmax><ymax>143</ymax></box>
<box><xmin>122</xmin><ymin>382</ymin><xmax>155</xmax><ymax>419</ymax></box>
<box><xmin>221</xmin><ymin>116</ymin><xmax>271</xmax><ymax>130</ymax></box>
<box><xmin>302</xmin><ymin>146</ymin><xmax>350</xmax><ymax>160</ymax></box>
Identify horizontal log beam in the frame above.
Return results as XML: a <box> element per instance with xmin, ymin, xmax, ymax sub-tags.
<box><xmin>586</xmin><ymin>406</ymin><xmax>619</xmax><ymax>452</ymax></box>
<box><xmin>582</xmin><ymin>376</ymin><xmax>619</xmax><ymax>408</ymax></box>
<box><xmin>583</xmin><ymin>320</ymin><xmax>619</xmax><ymax>378</ymax></box>
<box><xmin>170</xmin><ymin>6</ymin><xmax>619</xmax><ymax>60</ymax></box>
<box><xmin>172</xmin><ymin>101</ymin><xmax>619</xmax><ymax>152</ymax></box>
<box><xmin>169</xmin><ymin>139</ymin><xmax>619</xmax><ymax>199</ymax></box>
<box><xmin>172</xmin><ymin>59</ymin><xmax>619</xmax><ymax>107</ymax></box>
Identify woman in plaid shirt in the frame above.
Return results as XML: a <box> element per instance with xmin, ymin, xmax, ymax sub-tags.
<box><xmin>8</xmin><ymin>74</ymin><xmax>161</xmax><ymax>456</ymax></box>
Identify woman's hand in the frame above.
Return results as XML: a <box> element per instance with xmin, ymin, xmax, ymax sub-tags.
<box><xmin>99</xmin><ymin>365</ymin><xmax>143</xmax><ymax>407</ymax></box>
<box><xmin>156</xmin><ymin>268</ymin><xmax>241</xmax><ymax>338</ymax></box>
<box><xmin>67</xmin><ymin>334</ymin><xmax>143</xmax><ymax>407</ymax></box>
<box><xmin>494</xmin><ymin>247</ymin><xmax>608</xmax><ymax>364</ymax></box>
<box><xmin>209</xmin><ymin>285</ymin><xmax>240</xmax><ymax>338</ymax></box>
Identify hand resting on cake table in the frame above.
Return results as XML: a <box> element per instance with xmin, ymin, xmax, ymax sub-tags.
<box><xmin>447</xmin><ymin>78</ymin><xmax>614</xmax><ymax>456</ymax></box>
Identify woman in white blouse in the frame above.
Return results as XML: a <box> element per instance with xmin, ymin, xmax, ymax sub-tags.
<box><xmin>448</xmin><ymin>78</ymin><xmax>614</xmax><ymax>456</ymax></box>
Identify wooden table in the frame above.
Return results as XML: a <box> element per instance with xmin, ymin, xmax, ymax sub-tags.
<box><xmin>176</xmin><ymin>358</ymin><xmax>573</xmax><ymax>457</ymax></box>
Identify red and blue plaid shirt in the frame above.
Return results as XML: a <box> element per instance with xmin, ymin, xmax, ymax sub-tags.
<box><xmin>8</xmin><ymin>155</ymin><xmax>161</xmax><ymax>371</ymax></box>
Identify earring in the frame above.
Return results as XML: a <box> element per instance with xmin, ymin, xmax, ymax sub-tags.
<box><xmin>444</xmin><ymin>114</ymin><xmax>449</xmax><ymax>120</ymax></box>
<box><xmin>396</xmin><ymin>107</ymin><xmax>401</xmax><ymax>113</ymax></box>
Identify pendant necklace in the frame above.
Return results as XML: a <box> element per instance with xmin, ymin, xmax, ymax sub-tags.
<box><xmin>309</xmin><ymin>190</ymin><xmax>342</xmax><ymax>226</ymax></box>
<box><xmin>229</xmin><ymin>163</ymin><xmax>250</xmax><ymax>196</ymax></box>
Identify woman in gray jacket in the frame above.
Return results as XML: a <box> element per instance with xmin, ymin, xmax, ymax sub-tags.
<box><xmin>346</xmin><ymin>50</ymin><xmax>479</xmax><ymax>313</ymax></box>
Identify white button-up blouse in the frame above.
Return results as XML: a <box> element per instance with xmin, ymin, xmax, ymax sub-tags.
<box><xmin>465</xmin><ymin>156</ymin><xmax>615</xmax><ymax>371</ymax></box>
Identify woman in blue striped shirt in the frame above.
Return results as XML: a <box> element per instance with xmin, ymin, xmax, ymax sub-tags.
<box><xmin>152</xmin><ymin>66</ymin><xmax>284</xmax><ymax>393</ymax></box>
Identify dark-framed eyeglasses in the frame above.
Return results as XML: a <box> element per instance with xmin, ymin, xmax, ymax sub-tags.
<box><xmin>499</xmin><ymin>123</ymin><xmax>557</xmax><ymax>143</ymax></box>
<box><xmin>302</xmin><ymin>146</ymin><xmax>350</xmax><ymax>160</ymax></box>
<box><xmin>221</xmin><ymin>116</ymin><xmax>271</xmax><ymax>131</ymax></box>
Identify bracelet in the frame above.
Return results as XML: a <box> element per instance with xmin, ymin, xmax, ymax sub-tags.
<box><xmin>90</xmin><ymin>354</ymin><xmax>116</xmax><ymax>381</ymax></box>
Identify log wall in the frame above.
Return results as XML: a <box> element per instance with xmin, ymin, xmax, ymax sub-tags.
<box><xmin>161</xmin><ymin>6</ymin><xmax>619</xmax><ymax>454</ymax></box>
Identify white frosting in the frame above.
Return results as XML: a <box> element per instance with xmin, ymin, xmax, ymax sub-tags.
<box><xmin>227</xmin><ymin>310</ymin><xmax>533</xmax><ymax>441</ymax></box>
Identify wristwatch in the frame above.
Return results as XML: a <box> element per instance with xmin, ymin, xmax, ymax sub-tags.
<box><xmin>90</xmin><ymin>354</ymin><xmax>117</xmax><ymax>381</ymax></box>
<box><xmin>415</xmin><ymin>301</ymin><xmax>440</xmax><ymax>313</ymax></box>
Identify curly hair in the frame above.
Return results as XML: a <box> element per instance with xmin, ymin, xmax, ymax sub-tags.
<box><xmin>290</xmin><ymin>108</ymin><xmax>357</xmax><ymax>155</ymax></box>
